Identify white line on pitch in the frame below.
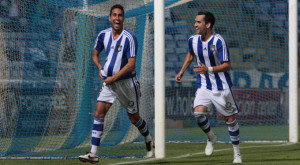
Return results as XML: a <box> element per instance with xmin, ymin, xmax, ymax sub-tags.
<box><xmin>109</xmin><ymin>143</ymin><xmax>295</xmax><ymax>165</ymax></box>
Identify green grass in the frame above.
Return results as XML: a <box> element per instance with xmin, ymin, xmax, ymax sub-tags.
<box><xmin>1</xmin><ymin>143</ymin><xmax>300</xmax><ymax>165</ymax></box>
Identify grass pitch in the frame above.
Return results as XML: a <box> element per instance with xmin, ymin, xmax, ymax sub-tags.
<box><xmin>1</xmin><ymin>143</ymin><xmax>300</xmax><ymax>165</ymax></box>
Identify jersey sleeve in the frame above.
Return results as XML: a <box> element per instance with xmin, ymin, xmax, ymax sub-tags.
<box><xmin>125</xmin><ymin>35</ymin><xmax>138</xmax><ymax>58</ymax></box>
<box><xmin>188</xmin><ymin>37</ymin><xmax>194</xmax><ymax>53</ymax></box>
<box><xmin>216</xmin><ymin>39</ymin><xmax>230</xmax><ymax>62</ymax></box>
<box><xmin>94</xmin><ymin>32</ymin><xmax>105</xmax><ymax>52</ymax></box>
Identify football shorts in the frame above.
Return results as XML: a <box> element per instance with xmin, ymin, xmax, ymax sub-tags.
<box><xmin>97</xmin><ymin>76</ymin><xmax>141</xmax><ymax>114</ymax></box>
<box><xmin>193</xmin><ymin>88</ymin><xmax>239</xmax><ymax>116</ymax></box>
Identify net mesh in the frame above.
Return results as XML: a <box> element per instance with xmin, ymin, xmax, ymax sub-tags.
<box><xmin>0</xmin><ymin>0</ymin><xmax>292</xmax><ymax>159</ymax></box>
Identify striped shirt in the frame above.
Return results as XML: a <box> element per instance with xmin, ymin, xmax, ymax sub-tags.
<box><xmin>188</xmin><ymin>33</ymin><xmax>232</xmax><ymax>91</ymax></box>
<box><xmin>94</xmin><ymin>28</ymin><xmax>137</xmax><ymax>80</ymax></box>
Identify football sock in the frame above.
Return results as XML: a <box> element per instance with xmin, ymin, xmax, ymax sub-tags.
<box><xmin>91</xmin><ymin>117</ymin><xmax>104</xmax><ymax>154</ymax></box>
<box><xmin>226</xmin><ymin>120</ymin><xmax>240</xmax><ymax>145</ymax></box>
<box><xmin>194</xmin><ymin>112</ymin><xmax>213</xmax><ymax>140</ymax></box>
<box><xmin>134</xmin><ymin>118</ymin><xmax>151</xmax><ymax>142</ymax></box>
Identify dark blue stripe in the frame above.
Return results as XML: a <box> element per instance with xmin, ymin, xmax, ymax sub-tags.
<box><xmin>95</xmin><ymin>33</ymin><xmax>105</xmax><ymax>52</ymax></box>
<box><xmin>92</xmin><ymin>137</ymin><xmax>100</xmax><ymax>146</ymax></box>
<box><xmin>197</xmin><ymin>74</ymin><xmax>201</xmax><ymax>88</ymax></box>
<box><xmin>197</xmin><ymin>118</ymin><xmax>208</xmax><ymax>127</ymax></box>
<box><xmin>188</xmin><ymin>37</ymin><xmax>194</xmax><ymax>53</ymax></box>
<box><xmin>107</xmin><ymin>36</ymin><xmax>123</xmax><ymax>76</ymax></box>
<box><xmin>232</xmin><ymin>141</ymin><xmax>239</xmax><ymax>145</ymax></box>
<box><xmin>203</xmin><ymin>127</ymin><xmax>211</xmax><ymax>133</ymax></box>
<box><xmin>197</xmin><ymin>37</ymin><xmax>212</xmax><ymax>90</ymax></box>
<box><xmin>229</xmin><ymin>88</ymin><xmax>239</xmax><ymax>112</ymax></box>
<box><xmin>229</xmin><ymin>130</ymin><xmax>240</xmax><ymax>136</ymax></box>
<box><xmin>132</xmin><ymin>77</ymin><xmax>140</xmax><ymax>112</ymax></box>
<box><xmin>120</xmin><ymin>38</ymin><xmax>129</xmax><ymax>69</ymax></box>
<box><xmin>208</xmin><ymin>38</ymin><xmax>223</xmax><ymax>90</ymax></box>
<box><xmin>142</xmin><ymin>130</ymin><xmax>149</xmax><ymax>137</ymax></box>
<box><xmin>93</xmin><ymin>124</ymin><xmax>103</xmax><ymax>131</ymax></box>
<box><xmin>224</xmin><ymin>72</ymin><xmax>233</xmax><ymax>87</ymax></box>
<box><xmin>138</xmin><ymin>120</ymin><xmax>146</xmax><ymax>130</ymax></box>
<box><xmin>106</xmin><ymin>35</ymin><xmax>112</xmax><ymax>55</ymax></box>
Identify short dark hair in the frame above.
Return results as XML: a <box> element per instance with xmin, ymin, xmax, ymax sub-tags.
<box><xmin>110</xmin><ymin>4</ymin><xmax>124</xmax><ymax>16</ymax></box>
<box><xmin>197</xmin><ymin>11</ymin><xmax>215</xmax><ymax>29</ymax></box>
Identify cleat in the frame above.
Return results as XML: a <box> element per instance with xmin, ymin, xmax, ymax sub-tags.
<box><xmin>79</xmin><ymin>152</ymin><xmax>99</xmax><ymax>164</ymax></box>
<box><xmin>145</xmin><ymin>135</ymin><xmax>155</xmax><ymax>158</ymax></box>
<box><xmin>233</xmin><ymin>153</ymin><xmax>242</xmax><ymax>163</ymax></box>
<box><xmin>205</xmin><ymin>134</ymin><xmax>217</xmax><ymax>156</ymax></box>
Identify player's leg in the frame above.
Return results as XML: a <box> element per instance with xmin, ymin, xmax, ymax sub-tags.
<box><xmin>212</xmin><ymin>88</ymin><xmax>241</xmax><ymax>163</ymax></box>
<box><xmin>118</xmin><ymin>77</ymin><xmax>154</xmax><ymax>157</ymax></box>
<box><xmin>79</xmin><ymin>84</ymin><xmax>115</xmax><ymax>163</ymax></box>
<box><xmin>226</xmin><ymin>115</ymin><xmax>242</xmax><ymax>163</ymax></box>
<box><xmin>194</xmin><ymin>106</ymin><xmax>217</xmax><ymax>156</ymax></box>
<box><xmin>128</xmin><ymin>112</ymin><xmax>154</xmax><ymax>158</ymax></box>
<box><xmin>193</xmin><ymin>88</ymin><xmax>216</xmax><ymax>156</ymax></box>
<box><xmin>78</xmin><ymin>102</ymin><xmax>111</xmax><ymax>163</ymax></box>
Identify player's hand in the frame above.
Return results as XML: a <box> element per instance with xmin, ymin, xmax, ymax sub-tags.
<box><xmin>103</xmin><ymin>76</ymin><xmax>116</xmax><ymax>85</ymax></box>
<box><xmin>99</xmin><ymin>71</ymin><xmax>104</xmax><ymax>79</ymax></box>
<box><xmin>175</xmin><ymin>73</ymin><xmax>183</xmax><ymax>83</ymax></box>
<box><xmin>193</xmin><ymin>62</ymin><xmax>208</xmax><ymax>74</ymax></box>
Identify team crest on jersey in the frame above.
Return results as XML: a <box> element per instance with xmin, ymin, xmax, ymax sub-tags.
<box><xmin>128</xmin><ymin>101</ymin><xmax>134</xmax><ymax>107</ymax></box>
<box><xmin>117</xmin><ymin>45</ymin><xmax>122</xmax><ymax>52</ymax></box>
<box><xmin>210</xmin><ymin>45</ymin><xmax>216</xmax><ymax>52</ymax></box>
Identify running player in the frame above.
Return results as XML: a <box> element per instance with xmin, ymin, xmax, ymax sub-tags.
<box><xmin>79</xmin><ymin>4</ymin><xmax>154</xmax><ymax>164</ymax></box>
<box><xmin>175</xmin><ymin>11</ymin><xmax>242</xmax><ymax>164</ymax></box>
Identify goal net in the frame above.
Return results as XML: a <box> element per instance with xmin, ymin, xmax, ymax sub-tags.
<box><xmin>0</xmin><ymin>0</ymin><xmax>291</xmax><ymax>159</ymax></box>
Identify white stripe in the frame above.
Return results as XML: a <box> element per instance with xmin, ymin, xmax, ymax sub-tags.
<box><xmin>92</xmin><ymin>130</ymin><xmax>102</xmax><ymax>138</ymax></box>
<box><xmin>109</xmin><ymin>143</ymin><xmax>294</xmax><ymax>165</ymax></box>
<box><xmin>123</xmin><ymin>30</ymin><xmax>136</xmax><ymax>57</ymax></box>
<box><xmin>113</xmin><ymin>37</ymin><xmax>126</xmax><ymax>75</ymax></box>
<box><xmin>214</xmin><ymin>34</ymin><xmax>229</xmax><ymax>89</ymax></box>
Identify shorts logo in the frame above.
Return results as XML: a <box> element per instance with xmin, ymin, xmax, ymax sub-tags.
<box><xmin>128</xmin><ymin>101</ymin><xmax>134</xmax><ymax>107</ymax></box>
<box><xmin>210</xmin><ymin>45</ymin><xmax>216</xmax><ymax>52</ymax></box>
<box><xmin>225</xmin><ymin>102</ymin><xmax>233</xmax><ymax>112</ymax></box>
<box><xmin>117</xmin><ymin>45</ymin><xmax>122</xmax><ymax>52</ymax></box>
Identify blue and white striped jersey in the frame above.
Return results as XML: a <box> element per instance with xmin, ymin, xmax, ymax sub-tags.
<box><xmin>94</xmin><ymin>28</ymin><xmax>137</xmax><ymax>80</ymax></box>
<box><xmin>188</xmin><ymin>33</ymin><xmax>232</xmax><ymax>91</ymax></box>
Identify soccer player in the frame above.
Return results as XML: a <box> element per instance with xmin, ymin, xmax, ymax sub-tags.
<box><xmin>175</xmin><ymin>11</ymin><xmax>242</xmax><ymax>163</ymax></box>
<box><xmin>78</xmin><ymin>4</ymin><xmax>154</xmax><ymax>164</ymax></box>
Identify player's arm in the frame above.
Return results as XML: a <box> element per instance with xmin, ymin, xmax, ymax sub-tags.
<box><xmin>104</xmin><ymin>57</ymin><xmax>136</xmax><ymax>85</ymax></box>
<box><xmin>194</xmin><ymin>61</ymin><xmax>231</xmax><ymax>74</ymax></box>
<box><xmin>92</xmin><ymin>49</ymin><xmax>103</xmax><ymax>79</ymax></box>
<box><xmin>175</xmin><ymin>51</ymin><xmax>195</xmax><ymax>83</ymax></box>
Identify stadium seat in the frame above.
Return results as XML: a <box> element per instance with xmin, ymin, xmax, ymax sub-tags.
<box><xmin>166</xmin><ymin>55</ymin><xmax>179</xmax><ymax>62</ymax></box>
<box><xmin>174</xmin><ymin>20</ymin><xmax>191</xmax><ymax>35</ymax></box>
<box><xmin>175</xmin><ymin>47</ymin><xmax>187</xmax><ymax>56</ymax></box>
<box><xmin>175</xmin><ymin>34</ymin><xmax>188</xmax><ymax>47</ymax></box>
<box><xmin>165</xmin><ymin>20</ymin><xmax>178</xmax><ymax>35</ymax></box>
<box><xmin>166</xmin><ymin>47</ymin><xmax>175</xmax><ymax>54</ymax></box>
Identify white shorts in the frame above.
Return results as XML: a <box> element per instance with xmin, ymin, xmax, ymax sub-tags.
<box><xmin>193</xmin><ymin>88</ymin><xmax>239</xmax><ymax>117</ymax></box>
<box><xmin>97</xmin><ymin>76</ymin><xmax>141</xmax><ymax>114</ymax></box>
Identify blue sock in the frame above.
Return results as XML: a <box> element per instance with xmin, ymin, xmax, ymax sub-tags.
<box><xmin>227</xmin><ymin>120</ymin><xmax>240</xmax><ymax>145</ymax></box>
<box><xmin>134</xmin><ymin>118</ymin><xmax>150</xmax><ymax>137</ymax></box>
<box><xmin>91</xmin><ymin>117</ymin><xmax>104</xmax><ymax>154</ymax></box>
<box><xmin>194</xmin><ymin>112</ymin><xmax>211</xmax><ymax>133</ymax></box>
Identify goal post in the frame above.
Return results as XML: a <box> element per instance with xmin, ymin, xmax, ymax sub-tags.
<box><xmin>288</xmin><ymin>0</ymin><xmax>298</xmax><ymax>143</ymax></box>
<box><xmin>154</xmin><ymin>0</ymin><xmax>166</xmax><ymax>159</ymax></box>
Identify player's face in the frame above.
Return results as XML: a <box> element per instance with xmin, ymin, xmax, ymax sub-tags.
<box><xmin>109</xmin><ymin>8</ymin><xmax>124</xmax><ymax>32</ymax></box>
<box><xmin>194</xmin><ymin>15</ymin><xmax>208</xmax><ymax>35</ymax></box>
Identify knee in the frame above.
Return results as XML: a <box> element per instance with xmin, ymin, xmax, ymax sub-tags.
<box><xmin>128</xmin><ymin>114</ymin><xmax>140</xmax><ymax>125</ymax></box>
<box><xmin>194</xmin><ymin>111</ymin><xmax>206</xmax><ymax>119</ymax></box>
<box><xmin>225</xmin><ymin>115</ymin><xmax>236</xmax><ymax>123</ymax></box>
<box><xmin>94</xmin><ymin>111</ymin><xmax>105</xmax><ymax>118</ymax></box>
